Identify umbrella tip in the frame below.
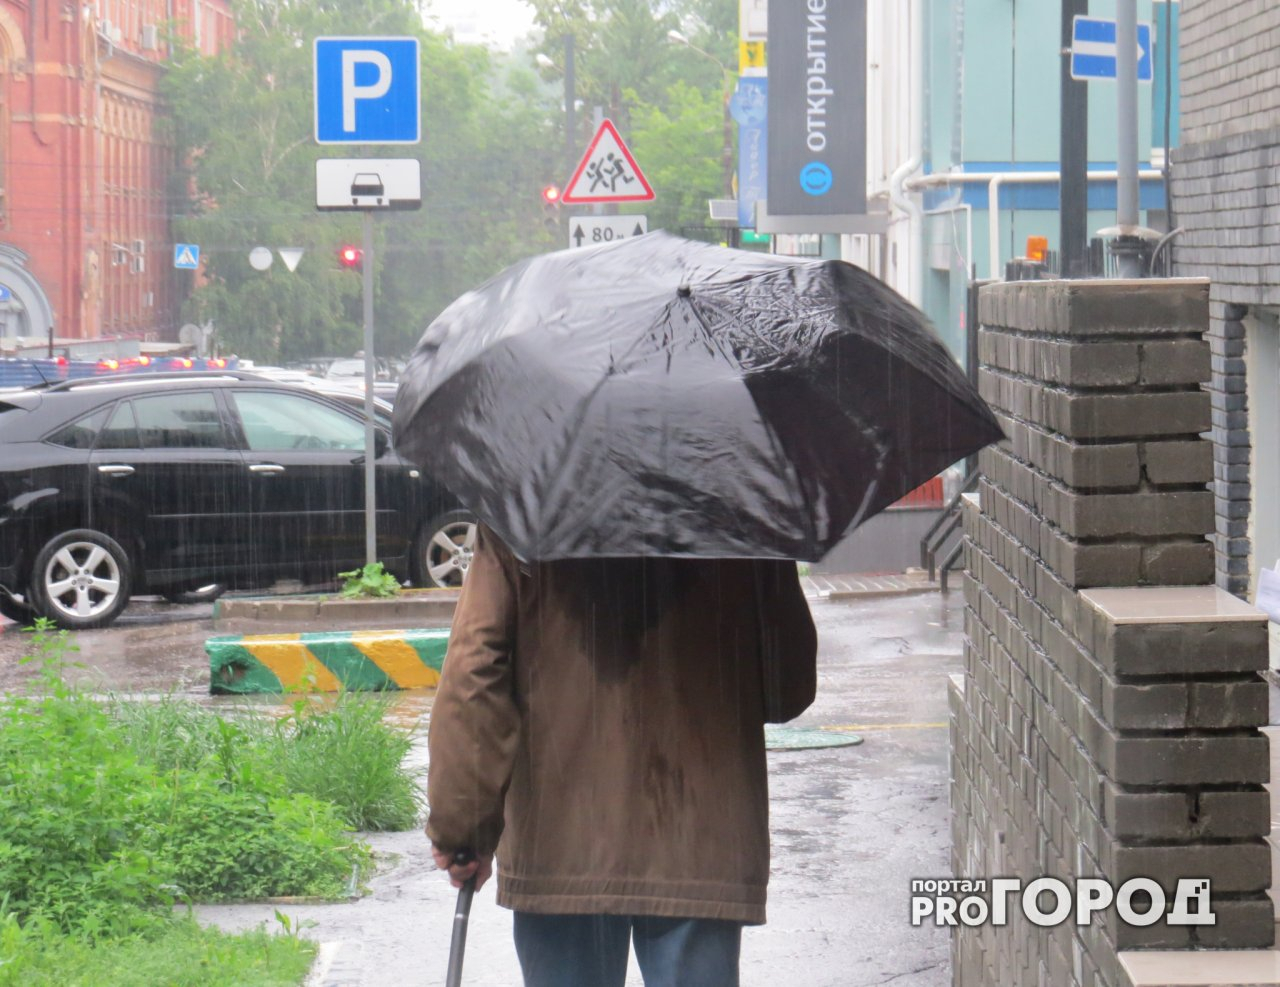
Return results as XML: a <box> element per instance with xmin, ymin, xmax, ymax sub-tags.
<box><xmin>677</xmin><ymin>285</ymin><xmax>692</xmax><ymax>298</ymax></box>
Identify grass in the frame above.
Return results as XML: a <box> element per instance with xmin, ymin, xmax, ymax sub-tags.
<box><xmin>0</xmin><ymin>621</ymin><xmax>424</xmax><ymax>985</ymax></box>
<box><xmin>109</xmin><ymin>690</ymin><xmax>421</xmax><ymax>832</ymax></box>
<box><xmin>0</xmin><ymin>912</ymin><xmax>315</xmax><ymax>987</ymax></box>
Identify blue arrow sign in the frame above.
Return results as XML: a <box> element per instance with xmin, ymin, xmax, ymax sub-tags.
<box><xmin>174</xmin><ymin>244</ymin><xmax>200</xmax><ymax>269</ymax></box>
<box><xmin>1071</xmin><ymin>17</ymin><xmax>1153</xmax><ymax>82</ymax></box>
<box><xmin>314</xmin><ymin>37</ymin><xmax>420</xmax><ymax>144</ymax></box>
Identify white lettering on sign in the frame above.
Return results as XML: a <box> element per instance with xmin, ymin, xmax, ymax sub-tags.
<box><xmin>342</xmin><ymin>50</ymin><xmax>392</xmax><ymax>132</ymax></box>
<box><xmin>805</xmin><ymin>0</ymin><xmax>830</xmax><ymax>152</ymax></box>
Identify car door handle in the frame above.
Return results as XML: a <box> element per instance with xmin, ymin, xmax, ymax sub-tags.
<box><xmin>248</xmin><ymin>464</ymin><xmax>286</xmax><ymax>474</ymax></box>
<box><xmin>97</xmin><ymin>464</ymin><xmax>135</xmax><ymax>476</ymax></box>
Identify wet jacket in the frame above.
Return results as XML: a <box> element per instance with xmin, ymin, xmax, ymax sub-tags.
<box><xmin>426</xmin><ymin>524</ymin><xmax>818</xmax><ymax>924</ymax></box>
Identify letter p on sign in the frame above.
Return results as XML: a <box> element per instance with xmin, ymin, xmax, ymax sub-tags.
<box><xmin>315</xmin><ymin>37</ymin><xmax>420</xmax><ymax>145</ymax></box>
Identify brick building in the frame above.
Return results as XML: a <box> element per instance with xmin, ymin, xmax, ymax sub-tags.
<box><xmin>0</xmin><ymin>0</ymin><xmax>231</xmax><ymax>346</ymax></box>
<box><xmin>1170</xmin><ymin>0</ymin><xmax>1280</xmax><ymax>599</ymax></box>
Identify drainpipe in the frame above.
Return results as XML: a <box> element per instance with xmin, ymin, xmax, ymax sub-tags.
<box><xmin>887</xmin><ymin>0</ymin><xmax>923</xmax><ymax>305</ymax></box>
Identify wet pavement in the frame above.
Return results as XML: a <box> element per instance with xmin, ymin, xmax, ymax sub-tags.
<box><xmin>186</xmin><ymin>592</ymin><xmax>963</xmax><ymax>986</ymax></box>
<box><xmin>0</xmin><ymin>596</ymin><xmax>221</xmax><ymax>695</ymax></box>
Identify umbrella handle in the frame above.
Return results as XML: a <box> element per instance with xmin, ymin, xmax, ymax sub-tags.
<box><xmin>444</xmin><ymin>850</ymin><xmax>477</xmax><ymax>987</ymax></box>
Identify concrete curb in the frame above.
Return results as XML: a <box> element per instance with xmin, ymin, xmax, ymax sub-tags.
<box><xmin>208</xmin><ymin>628</ymin><xmax>449</xmax><ymax>694</ymax></box>
<box><xmin>213</xmin><ymin>589</ymin><xmax>460</xmax><ymax>628</ymax></box>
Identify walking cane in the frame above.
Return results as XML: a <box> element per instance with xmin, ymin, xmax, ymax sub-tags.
<box><xmin>444</xmin><ymin>850</ymin><xmax>476</xmax><ymax>987</ymax></box>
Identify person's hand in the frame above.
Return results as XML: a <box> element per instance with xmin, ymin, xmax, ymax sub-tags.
<box><xmin>432</xmin><ymin>844</ymin><xmax>493</xmax><ymax>891</ymax></box>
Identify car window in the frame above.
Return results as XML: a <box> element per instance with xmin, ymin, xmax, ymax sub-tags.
<box><xmin>46</xmin><ymin>406</ymin><xmax>111</xmax><ymax>449</ymax></box>
<box><xmin>97</xmin><ymin>401</ymin><xmax>139</xmax><ymax>450</ymax></box>
<box><xmin>230</xmin><ymin>390</ymin><xmax>366</xmax><ymax>452</ymax></box>
<box><xmin>133</xmin><ymin>392</ymin><xmax>226</xmax><ymax>449</ymax></box>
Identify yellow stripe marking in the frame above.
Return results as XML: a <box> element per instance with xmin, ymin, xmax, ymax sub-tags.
<box><xmin>352</xmin><ymin>632</ymin><xmax>441</xmax><ymax>689</ymax></box>
<box><xmin>822</xmin><ymin>722</ymin><xmax>948</xmax><ymax>732</ymax></box>
<box><xmin>242</xmin><ymin>634</ymin><xmax>343</xmax><ymax>691</ymax></box>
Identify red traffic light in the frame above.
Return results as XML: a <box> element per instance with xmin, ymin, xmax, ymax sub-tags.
<box><xmin>338</xmin><ymin>245</ymin><xmax>363</xmax><ymax>270</ymax></box>
<box><xmin>541</xmin><ymin>184</ymin><xmax>562</xmax><ymax>206</ymax></box>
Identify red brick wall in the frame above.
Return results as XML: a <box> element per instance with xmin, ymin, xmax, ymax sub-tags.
<box><xmin>0</xmin><ymin>0</ymin><xmax>231</xmax><ymax>340</ymax></box>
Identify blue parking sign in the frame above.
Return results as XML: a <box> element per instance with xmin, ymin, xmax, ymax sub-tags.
<box><xmin>314</xmin><ymin>37</ymin><xmax>420</xmax><ymax>144</ymax></box>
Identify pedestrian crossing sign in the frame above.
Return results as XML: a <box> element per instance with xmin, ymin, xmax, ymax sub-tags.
<box><xmin>174</xmin><ymin>244</ymin><xmax>200</xmax><ymax>269</ymax></box>
<box><xmin>562</xmin><ymin>120</ymin><xmax>655</xmax><ymax>205</ymax></box>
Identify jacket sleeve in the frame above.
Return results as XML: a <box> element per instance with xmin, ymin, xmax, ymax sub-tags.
<box><xmin>757</xmin><ymin>560</ymin><xmax>818</xmax><ymax>723</ymax></box>
<box><xmin>425</xmin><ymin>524</ymin><xmax>522</xmax><ymax>857</ymax></box>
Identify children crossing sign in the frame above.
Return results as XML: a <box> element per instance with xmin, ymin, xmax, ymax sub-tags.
<box><xmin>562</xmin><ymin>120</ymin><xmax>655</xmax><ymax>204</ymax></box>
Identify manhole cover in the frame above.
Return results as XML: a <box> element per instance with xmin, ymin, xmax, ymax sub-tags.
<box><xmin>765</xmin><ymin>726</ymin><xmax>863</xmax><ymax>751</ymax></box>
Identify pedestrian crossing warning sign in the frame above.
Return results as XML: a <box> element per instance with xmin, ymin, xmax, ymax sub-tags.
<box><xmin>173</xmin><ymin>243</ymin><xmax>200</xmax><ymax>269</ymax></box>
<box><xmin>562</xmin><ymin>119</ymin><xmax>655</xmax><ymax>204</ymax></box>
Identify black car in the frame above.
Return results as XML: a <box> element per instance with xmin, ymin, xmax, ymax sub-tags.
<box><xmin>0</xmin><ymin>374</ymin><xmax>475</xmax><ymax>629</ymax></box>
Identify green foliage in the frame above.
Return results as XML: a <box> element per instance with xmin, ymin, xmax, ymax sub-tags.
<box><xmin>0</xmin><ymin>911</ymin><xmax>314</xmax><ymax>987</ymax></box>
<box><xmin>269</xmin><ymin>693</ymin><xmax>419</xmax><ymax>831</ymax></box>
<box><xmin>0</xmin><ymin>624</ymin><xmax>420</xmax><ymax>946</ymax></box>
<box><xmin>337</xmin><ymin>561</ymin><xmax>403</xmax><ymax>599</ymax></box>
<box><xmin>161</xmin><ymin>0</ymin><xmax>738</xmax><ymax>365</ymax></box>
<box><xmin>627</xmin><ymin>81</ymin><xmax>726</xmax><ymax>233</ymax></box>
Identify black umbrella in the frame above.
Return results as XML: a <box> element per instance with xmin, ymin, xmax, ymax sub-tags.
<box><xmin>393</xmin><ymin>232</ymin><xmax>1001</xmax><ymax>562</ymax></box>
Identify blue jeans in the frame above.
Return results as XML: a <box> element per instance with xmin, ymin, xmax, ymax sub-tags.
<box><xmin>512</xmin><ymin>912</ymin><xmax>742</xmax><ymax>987</ymax></box>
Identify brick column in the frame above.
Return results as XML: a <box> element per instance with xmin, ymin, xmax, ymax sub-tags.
<box><xmin>951</xmin><ymin>279</ymin><xmax>1273</xmax><ymax>987</ymax></box>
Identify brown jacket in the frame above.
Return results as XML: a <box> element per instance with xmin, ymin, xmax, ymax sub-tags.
<box><xmin>426</xmin><ymin>524</ymin><xmax>817</xmax><ymax>924</ymax></box>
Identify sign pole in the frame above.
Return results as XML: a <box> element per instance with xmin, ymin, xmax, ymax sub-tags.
<box><xmin>1060</xmin><ymin>0</ymin><xmax>1089</xmax><ymax>278</ymax></box>
<box><xmin>362</xmin><ymin>208</ymin><xmax>377</xmax><ymax>565</ymax></box>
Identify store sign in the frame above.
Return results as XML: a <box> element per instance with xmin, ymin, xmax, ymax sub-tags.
<box><xmin>766</xmin><ymin>0</ymin><xmax>866</xmax><ymax>217</ymax></box>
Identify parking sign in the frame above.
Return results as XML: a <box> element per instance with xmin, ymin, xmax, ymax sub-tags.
<box><xmin>314</xmin><ymin>37</ymin><xmax>420</xmax><ymax>144</ymax></box>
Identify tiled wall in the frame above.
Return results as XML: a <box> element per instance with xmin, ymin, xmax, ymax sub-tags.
<box><xmin>951</xmin><ymin>279</ymin><xmax>1273</xmax><ymax>987</ymax></box>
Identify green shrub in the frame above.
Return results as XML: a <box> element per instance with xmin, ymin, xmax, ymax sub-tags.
<box><xmin>0</xmin><ymin>625</ymin><xmax>374</xmax><ymax>935</ymax></box>
<box><xmin>337</xmin><ymin>561</ymin><xmax>401</xmax><ymax>598</ymax></box>
<box><xmin>141</xmin><ymin>779</ymin><xmax>360</xmax><ymax>901</ymax></box>
<box><xmin>264</xmin><ymin>694</ymin><xmax>421</xmax><ymax>831</ymax></box>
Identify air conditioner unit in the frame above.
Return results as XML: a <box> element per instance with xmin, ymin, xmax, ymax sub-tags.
<box><xmin>141</xmin><ymin>23</ymin><xmax>158</xmax><ymax>50</ymax></box>
<box><xmin>131</xmin><ymin>239</ymin><xmax>146</xmax><ymax>255</ymax></box>
<box><xmin>131</xmin><ymin>254</ymin><xmax>146</xmax><ymax>274</ymax></box>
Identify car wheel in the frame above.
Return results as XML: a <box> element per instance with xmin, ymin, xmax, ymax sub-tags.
<box><xmin>162</xmin><ymin>583</ymin><xmax>226</xmax><ymax>605</ymax></box>
<box><xmin>29</xmin><ymin>529</ymin><xmax>133</xmax><ymax>630</ymax></box>
<box><xmin>412</xmin><ymin>511</ymin><xmax>477</xmax><ymax>588</ymax></box>
<box><xmin>0</xmin><ymin>593</ymin><xmax>33</xmax><ymax>626</ymax></box>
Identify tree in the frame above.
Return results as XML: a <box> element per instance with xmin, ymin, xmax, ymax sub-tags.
<box><xmin>163</xmin><ymin>0</ymin><xmax>563</xmax><ymax>361</ymax></box>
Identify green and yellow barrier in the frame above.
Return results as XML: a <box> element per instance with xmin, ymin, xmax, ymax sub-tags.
<box><xmin>208</xmin><ymin>629</ymin><xmax>449</xmax><ymax>694</ymax></box>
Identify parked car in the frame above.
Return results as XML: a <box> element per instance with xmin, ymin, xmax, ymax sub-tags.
<box><xmin>0</xmin><ymin>373</ymin><xmax>475</xmax><ymax>629</ymax></box>
<box><xmin>322</xmin><ymin>358</ymin><xmax>400</xmax><ymax>403</ymax></box>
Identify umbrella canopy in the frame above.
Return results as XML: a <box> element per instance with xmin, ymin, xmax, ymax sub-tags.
<box><xmin>393</xmin><ymin>231</ymin><xmax>1001</xmax><ymax>562</ymax></box>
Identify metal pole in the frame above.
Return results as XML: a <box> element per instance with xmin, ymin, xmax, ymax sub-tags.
<box><xmin>1060</xmin><ymin>0</ymin><xmax>1089</xmax><ymax>277</ymax></box>
<box><xmin>1114</xmin><ymin>0</ymin><xmax>1143</xmax><ymax>277</ymax></box>
<box><xmin>1115</xmin><ymin>3</ymin><xmax>1139</xmax><ymax>217</ymax></box>
<box><xmin>564</xmin><ymin>35</ymin><xmax>576</xmax><ymax>176</ymax></box>
<box><xmin>362</xmin><ymin>209</ymin><xmax>377</xmax><ymax>565</ymax></box>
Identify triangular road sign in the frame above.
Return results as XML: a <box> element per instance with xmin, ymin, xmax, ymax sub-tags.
<box><xmin>278</xmin><ymin>247</ymin><xmax>305</xmax><ymax>272</ymax></box>
<box><xmin>563</xmin><ymin>119</ymin><xmax>655</xmax><ymax>204</ymax></box>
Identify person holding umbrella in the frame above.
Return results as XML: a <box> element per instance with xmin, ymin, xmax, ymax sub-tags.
<box><xmin>427</xmin><ymin>524</ymin><xmax>818</xmax><ymax>985</ymax></box>
<box><xmin>401</xmin><ymin>233</ymin><xmax>1003</xmax><ymax>983</ymax></box>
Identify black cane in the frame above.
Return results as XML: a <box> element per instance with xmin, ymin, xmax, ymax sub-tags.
<box><xmin>444</xmin><ymin>850</ymin><xmax>476</xmax><ymax>987</ymax></box>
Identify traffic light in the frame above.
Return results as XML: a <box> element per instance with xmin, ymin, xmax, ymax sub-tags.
<box><xmin>541</xmin><ymin>184</ymin><xmax>561</xmax><ymax>233</ymax></box>
<box><xmin>338</xmin><ymin>244</ymin><xmax>363</xmax><ymax>271</ymax></box>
